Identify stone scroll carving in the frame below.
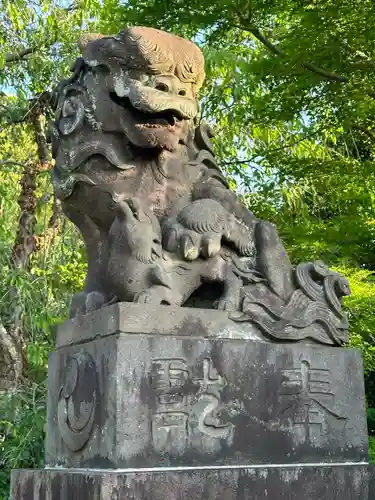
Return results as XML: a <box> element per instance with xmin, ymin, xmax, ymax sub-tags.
<box><xmin>50</xmin><ymin>26</ymin><xmax>351</xmax><ymax>346</ymax></box>
<box><xmin>57</xmin><ymin>352</ymin><xmax>97</xmax><ymax>452</ymax></box>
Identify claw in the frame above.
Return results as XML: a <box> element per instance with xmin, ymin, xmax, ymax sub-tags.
<box><xmin>201</xmin><ymin>236</ymin><xmax>221</xmax><ymax>259</ymax></box>
<box><xmin>163</xmin><ymin>228</ymin><xmax>179</xmax><ymax>253</ymax></box>
<box><xmin>134</xmin><ymin>291</ymin><xmax>152</xmax><ymax>304</ymax></box>
<box><xmin>182</xmin><ymin>235</ymin><xmax>199</xmax><ymax>261</ymax></box>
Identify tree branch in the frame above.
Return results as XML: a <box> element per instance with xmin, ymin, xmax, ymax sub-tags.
<box><xmin>222</xmin><ymin>129</ymin><xmax>322</xmax><ymax>170</ymax></box>
<box><xmin>247</xmin><ymin>26</ymin><xmax>284</xmax><ymax>57</ymax></box>
<box><xmin>300</xmin><ymin>61</ymin><xmax>348</xmax><ymax>83</ymax></box>
<box><xmin>227</xmin><ymin>18</ymin><xmax>375</xmax><ymax>100</ymax></box>
<box><xmin>0</xmin><ymin>160</ymin><xmax>29</xmax><ymax>169</ymax></box>
<box><xmin>247</xmin><ymin>26</ymin><xmax>348</xmax><ymax>83</ymax></box>
<box><xmin>5</xmin><ymin>46</ymin><xmax>36</xmax><ymax>63</ymax></box>
<box><xmin>4</xmin><ymin>35</ymin><xmax>58</xmax><ymax>65</ymax></box>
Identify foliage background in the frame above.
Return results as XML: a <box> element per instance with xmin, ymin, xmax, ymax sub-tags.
<box><xmin>1</xmin><ymin>0</ymin><xmax>375</xmax><ymax>497</ymax></box>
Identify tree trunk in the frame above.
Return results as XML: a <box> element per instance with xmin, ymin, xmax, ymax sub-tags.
<box><xmin>11</xmin><ymin>165</ymin><xmax>38</xmax><ymax>268</ymax></box>
<box><xmin>11</xmin><ymin>111</ymin><xmax>50</xmax><ymax>268</ymax></box>
<box><xmin>1</xmin><ymin>108</ymin><xmax>51</xmax><ymax>390</ymax></box>
<box><xmin>0</xmin><ymin>302</ymin><xmax>24</xmax><ymax>390</ymax></box>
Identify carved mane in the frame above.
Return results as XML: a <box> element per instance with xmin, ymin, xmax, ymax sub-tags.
<box><xmin>50</xmin><ymin>27</ymin><xmax>226</xmax><ymax>199</ymax></box>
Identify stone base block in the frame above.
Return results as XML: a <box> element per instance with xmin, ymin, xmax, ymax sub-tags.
<box><xmin>11</xmin><ymin>464</ymin><xmax>375</xmax><ymax>499</ymax></box>
<box><xmin>46</xmin><ymin>304</ymin><xmax>368</xmax><ymax>468</ymax></box>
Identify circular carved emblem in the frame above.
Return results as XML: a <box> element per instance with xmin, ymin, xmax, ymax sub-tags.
<box><xmin>57</xmin><ymin>352</ymin><xmax>97</xmax><ymax>452</ymax></box>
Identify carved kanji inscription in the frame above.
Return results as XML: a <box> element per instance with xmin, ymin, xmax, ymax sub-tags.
<box><xmin>278</xmin><ymin>359</ymin><xmax>347</xmax><ymax>443</ymax></box>
<box><xmin>150</xmin><ymin>357</ymin><xmax>233</xmax><ymax>451</ymax></box>
<box><xmin>150</xmin><ymin>359</ymin><xmax>190</xmax><ymax>451</ymax></box>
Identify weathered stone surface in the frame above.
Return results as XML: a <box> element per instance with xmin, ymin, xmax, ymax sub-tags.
<box><xmin>11</xmin><ymin>465</ymin><xmax>374</xmax><ymax>500</ymax></box>
<box><xmin>46</xmin><ymin>308</ymin><xmax>368</xmax><ymax>468</ymax></box>
<box><xmin>370</xmin><ymin>465</ymin><xmax>375</xmax><ymax>496</ymax></box>
<box><xmin>55</xmin><ymin>303</ymin><xmax>264</xmax><ymax>348</ymax></box>
<box><xmin>50</xmin><ymin>26</ymin><xmax>350</xmax><ymax>347</ymax></box>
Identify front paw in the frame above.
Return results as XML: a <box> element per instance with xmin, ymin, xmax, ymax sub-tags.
<box><xmin>69</xmin><ymin>292</ymin><xmax>87</xmax><ymax>317</ymax></box>
<box><xmin>85</xmin><ymin>291</ymin><xmax>108</xmax><ymax>312</ymax></box>
<box><xmin>163</xmin><ymin>222</ymin><xmax>221</xmax><ymax>261</ymax></box>
<box><xmin>134</xmin><ymin>290</ymin><xmax>161</xmax><ymax>305</ymax></box>
<box><xmin>69</xmin><ymin>290</ymin><xmax>108</xmax><ymax>317</ymax></box>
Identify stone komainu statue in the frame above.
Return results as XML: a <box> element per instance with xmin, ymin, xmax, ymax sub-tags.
<box><xmin>51</xmin><ymin>26</ymin><xmax>350</xmax><ymax>346</ymax></box>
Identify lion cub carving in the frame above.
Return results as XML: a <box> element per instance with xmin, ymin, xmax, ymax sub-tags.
<box><xmin>106</xmin><ymin>197</ymin><xmax>263</xmax><ymax>310</ymax></box>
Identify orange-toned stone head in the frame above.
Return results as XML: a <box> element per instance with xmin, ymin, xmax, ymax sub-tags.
<box><xmin>80</xmin><ymin>27</ymin><xmax>205</xmax><ymax>97</ymax></box>
<box><xmin>75</xmin><ymin>27</ymin><xmax>205</xmax><ymax>152</ymax></box>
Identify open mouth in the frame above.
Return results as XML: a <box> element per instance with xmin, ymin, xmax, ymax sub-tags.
<box><xmin>110</xmin><ymin>93</ymin><xmax>184</xmax><ymax>128</ymax></box>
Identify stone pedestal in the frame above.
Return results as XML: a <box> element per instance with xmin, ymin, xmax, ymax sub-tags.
<box><xmin>11</xmin><ymin>465</ymin><xmax>375</xmax><ymax>500</ymax></box>
<box><xmin>11</xmin><ymin>304</ymin><xmax>375</xmax><ymax>498</ymax></box>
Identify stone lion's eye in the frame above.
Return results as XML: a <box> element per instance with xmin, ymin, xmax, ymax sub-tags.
<box><xmin>155</xmin><ymin>82</ymin><xmax>169</xmax><ymax>92</ymax></box>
